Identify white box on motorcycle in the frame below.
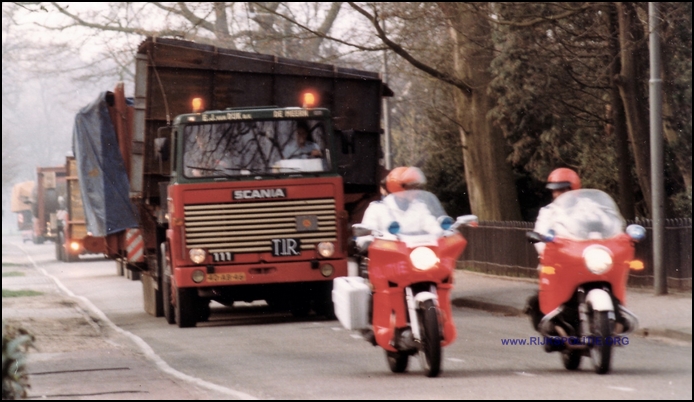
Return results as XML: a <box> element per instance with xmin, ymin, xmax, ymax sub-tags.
<box><xmin>332</xmin><ymin>276</ymin><xmax>371</xmax><ymax>330</ymax></box>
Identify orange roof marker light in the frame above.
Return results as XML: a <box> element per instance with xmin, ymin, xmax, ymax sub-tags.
<box><xmin>302</xmin><ymin>91</ymin><xmax>317</xmax><ymax>108</ymax></box>
<box><xmin>192</xmin><ymin>97</ymin><xmax>204</xmax><ymax>113</ymax></box>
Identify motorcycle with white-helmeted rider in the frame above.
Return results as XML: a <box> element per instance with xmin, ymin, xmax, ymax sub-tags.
<box><xmin>344</xmin><ymin>166</ymin><xmax>477</xmax><ymax>377</ymax></box>
<box><xmin>524</xmin><ymin>170</ymin><xmax>645</xmax><ymax>374</ymax></box>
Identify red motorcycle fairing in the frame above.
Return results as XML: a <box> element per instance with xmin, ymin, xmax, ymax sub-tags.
<box><xmin>539</xmin><ymin>233</ymin><xmax>635</xmax><ymax>314</ymax></box>
<box><xmin>368</xmin><ymin>233</ymin><xmax>467</xmax><ymax>352</ymax></box>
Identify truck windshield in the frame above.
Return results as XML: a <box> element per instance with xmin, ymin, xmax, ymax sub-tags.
<box><xmin>182</xmin><ymin>119</ymin><xmax>331</xmax><ymax>178</ymax></box>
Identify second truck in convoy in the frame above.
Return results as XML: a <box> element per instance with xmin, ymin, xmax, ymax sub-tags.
<box><xmin>71</xmin><ymin>37</ymin><xmax>392</xmax><ymax>327</ymax></box>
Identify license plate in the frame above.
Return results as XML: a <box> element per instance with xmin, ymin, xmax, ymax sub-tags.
<box><xmin>207</xmin><ymin>272</ymin><xmax>246</xmax><ymax>282</ymax></box>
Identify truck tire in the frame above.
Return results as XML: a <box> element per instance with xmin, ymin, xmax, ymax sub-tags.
<box><xmin>162</xmin><ymin>273</ymin><xmax>175</xmax><ymax>324</ymax></box>
<box><xmin>65</xmin><ymin>248</ymin><xmax>79</xmax><ymax>263</ymax></box>
<box><xmin>161</xmin><ymin>243</ymin><xmax>175</xmax><ymax>324</ymax></box>
<box><xmin>33</xmin><ymin>234</ymin><xmax>45</xmax><ymax>245</ymax></box>
<box><xmin>55</xmin><ymin>231</ymin><xmax>65</xmax><ymax>262</ymax></box>
<box><xmin>313</xmin><ymin>282</ymin><xmax>336</xmax><ymax>320</ymax></box>
<box><xmin>176</xmin><ymin>286</ymin><xmax>198</xmax><ymax>328</ymax></box>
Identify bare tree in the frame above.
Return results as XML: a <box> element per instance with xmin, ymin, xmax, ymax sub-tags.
<box><xmin>341</xmin><ymin>3</ymin><xmax>522</xmax><ymax>220</ymax></box>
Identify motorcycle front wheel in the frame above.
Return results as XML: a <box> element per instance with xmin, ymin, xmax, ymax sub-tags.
<box><xmin>418</xmin><ymin>299</ymin><xmax>442</xmax><ymax>377</ymax></box>
<box><xmin>590</xmin><ymin>310</ymin><xmax>613</xmax><ymax>374</ymax></box>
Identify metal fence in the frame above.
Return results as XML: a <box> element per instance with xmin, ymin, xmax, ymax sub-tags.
<box><xmin>456</xmin><ymin>219</ymin><xmax>692</xmax><ymax>291</ymax></box>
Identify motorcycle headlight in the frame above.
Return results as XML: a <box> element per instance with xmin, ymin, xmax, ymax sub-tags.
<box><xmin>410</xmin><ymin>247</ymin><xmax>439</xmax><ymax>271</ymax></box>
<box><xmin>317</xmin><ymin>242</ymin><xmax>335</xmax><ymax>258</ymax></box>
<box><xmin>189</xmin><ymin>248</ymin><xmax>206</xmax><ymax>264</ymax></box>
<box><xmin>583</xmin><ymin>245</ymin><xmax>613</xmax><ymax>274</ymax></box>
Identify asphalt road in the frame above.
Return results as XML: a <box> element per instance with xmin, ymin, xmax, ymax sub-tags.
<box><xmin>4</xmin><ymin>238</ymin><xmax>692</xmax><ymax>400</ymax></box>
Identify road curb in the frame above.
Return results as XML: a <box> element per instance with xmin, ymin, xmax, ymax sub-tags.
<box><xmin>634</xmin><ymin>328</ymin><xmax>693</xmax><ymax>343</ymax></box>
<box><xmin>452</xmin><ymin>297</ymin><xmax>524</xmax><ymax>317</ymax></box>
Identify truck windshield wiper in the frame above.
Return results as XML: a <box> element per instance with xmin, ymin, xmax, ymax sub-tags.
<box><xmin>221</xmin><ymin>167</ymin><xmax>265</xmax><ymax>174</ymax></box>
<box><xmin>186</xmin><ymin>165</ymin><xmax>222</xmax><ymax>172</ymax></box>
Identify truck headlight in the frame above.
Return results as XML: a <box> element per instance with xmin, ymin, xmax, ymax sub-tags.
<box><xmin>317</xmin><ymin>242</ymin><xmax>335</xmax><ymax>258</ymax></box>
<box><xmin>320</xmin><ymin>263</ymin><xmax>334</xmax><ymax>277</ymax></box>
<box><xmin>192</xmin><ymin>269</ymin><xmax>205</xmax><ymax>283</ymax></box>
<box><xmin>189</xmin><ymin>248</ymin><xmax>206</xmax><ymax>264</ymax></box>
<box><xmin>583</xmin><ymin>245</ymin><xmax>613</xmax><ymax>274</ymax></box>
<box><xmin>410</xmin><ymin>247</ymin><xmax>439</xmax><ymax>271</ymax></box>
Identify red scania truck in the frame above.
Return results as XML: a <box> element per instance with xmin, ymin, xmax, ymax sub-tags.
<box><xmin>73</xmin><ymin>37</ymin><xmax>391</xmax><ymax>327</ymax></box>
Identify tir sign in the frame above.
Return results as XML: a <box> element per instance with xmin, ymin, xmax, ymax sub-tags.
<box><xmin>271</xmin><ymin>238</ymin><xmax>301</xmax><ymax>256</ymax></box>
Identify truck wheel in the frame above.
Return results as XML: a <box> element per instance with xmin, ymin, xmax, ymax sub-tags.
<box><xmin>65</xmin><ymin>248</ymin><xmax>79</xmax><ymax>263</ymax></box>
<box><xmin>55</xmin><ymin>231</ymin><xmax>65</xmax><ymax>262</ymax></box>
<box><xmin>162</xmin><ymin>274</ymin><xmax>175</xmax><ymax>324</ymax></box>
<box><xmin>197</xmin><ymin>298</ymin><xmax>211</xmax><ymax>322</ymax></box>
<box><xmin>313</xmin><ymin>282</ymin><xmax>336</xmax><ymax>319</ymax></box>
<box><xmin>175</xmin><ymin>286</ymin><xmax>198</xmax><ymax>328</ymax></box>
<box><xmin>289</xmin><ymin>295</ymin><xmax>311</xmax><ymax>318</ymax></box>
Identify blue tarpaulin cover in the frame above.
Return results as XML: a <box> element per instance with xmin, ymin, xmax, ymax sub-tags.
<box><xmin>72</xmin><ymin>91</ymin><xmax>138</xmax><ymax>236</ymax></box>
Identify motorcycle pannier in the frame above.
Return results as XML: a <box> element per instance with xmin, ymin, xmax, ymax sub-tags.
<box><xmin>332</xmin><ymin>276</ymin><xmax>371</xmax><ymax>330</ymax></box>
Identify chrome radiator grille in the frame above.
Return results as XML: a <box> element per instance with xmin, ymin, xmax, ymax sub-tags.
<box><xmin>184</xmin><ymin>198</ymin><xmax>337</xmax><ymax>254</ymax></box>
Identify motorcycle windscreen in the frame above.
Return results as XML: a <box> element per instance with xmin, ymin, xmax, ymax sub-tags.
<box><xmin>381</xmin><ymin>190</ymin><xmax>447</xmax><ymax>236</ymax></box>
<box><xmin>549</xmin><ymin>189</ymin><xmax>625</xmax><ymax>240</ymax></box>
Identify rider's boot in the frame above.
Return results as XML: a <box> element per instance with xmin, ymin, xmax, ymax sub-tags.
<box><xmin>523</xmin><ymin>293</ymin><xmax>543</xmax><ymax>331</ymax></box>
<box><xmin>394</xmin><ymin>327</ymin><xmax>417</xmax><ymax>351</ymax></box>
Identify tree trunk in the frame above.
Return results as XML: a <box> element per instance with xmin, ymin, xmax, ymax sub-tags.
<box><xmin>606</xmin><ymin>3</ymin><xmax>635</xmax><ymax>220</ymax></box>
<box><xmin>615</xmin><ymin>2</ymin><xmax>652</xmax><ymax>216</ymax></box>
<box><xmin>662</xmin><ymin>99</ymin><xmax>692</xmax><ymax>191</ymax></box>
<box><xmin>444</xmin><ymin>4</ymin><xmax>522</xmax><ymax>221</ymax></box>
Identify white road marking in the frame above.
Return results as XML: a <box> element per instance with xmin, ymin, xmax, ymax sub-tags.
<box><xmin>515</xmin><ymin>371</ymin><xmax>537</xmax><ymax>377</ymax></box>
<box><xmin>21</xmin><ymin>245</ymin><xmax>258</xmax><ymax>400</ymax></box>
<box><xmin>607</xmin><ymin>386</ymin><xmax>636</xmax><ymax>392</ymax></box>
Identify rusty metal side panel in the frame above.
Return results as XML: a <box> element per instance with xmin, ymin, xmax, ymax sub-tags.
<box><xmin>66</xmin><ymin>156</ymin><xmax>88</xmax><ymax>242</ymax></box>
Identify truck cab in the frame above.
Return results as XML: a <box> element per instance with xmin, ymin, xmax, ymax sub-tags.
<box><xmin>161</xmin><ymin>105</ymin><xmax>348</xmax><ymax>326</ymax></box>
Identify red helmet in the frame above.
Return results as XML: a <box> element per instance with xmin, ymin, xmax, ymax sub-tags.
<box><xmin>546</xmin><ymin>168</ymin><xmax>581</xmax><ymax>191</ymax></box>
<box><xmin>385</xmin><ymin>166</ymin><xmax>426</xmax><ymax>193</ymax></box>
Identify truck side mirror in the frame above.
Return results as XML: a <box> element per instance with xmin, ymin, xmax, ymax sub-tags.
<box><xmin>154</xmin><ymin>137</ymin><xmax>170</xmax><ymax>162</ymax></box>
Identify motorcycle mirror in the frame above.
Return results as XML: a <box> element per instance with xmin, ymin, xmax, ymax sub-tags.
<box><xmin>352</xmin><ymin>224</ymin><xmax>373</xmax><ymax>237</ymax></box>
<box><xmin>438</xmin><ymin>216</ymin><xmax>454</xmax><ymax>230</ymax></box>
<box><xmin>454</xmin><ymin>215</ymin><xmax>478</xmax><ymax>229</ymax></box>
<box><xmin>525</xmin><ymin>231</ymin><xmax>543</xmax><ymax>244</ymax></box>
<box><xmin>626</xmin><ymin>224</ymin><xmax>646</xmax><ymax>242</ymax></box>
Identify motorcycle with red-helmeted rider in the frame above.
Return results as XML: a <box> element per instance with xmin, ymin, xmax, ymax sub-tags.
<box><xmin>525</xmin><ymin>188</ymin><xmax>645</xmax><ymax>374</ymax></box>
